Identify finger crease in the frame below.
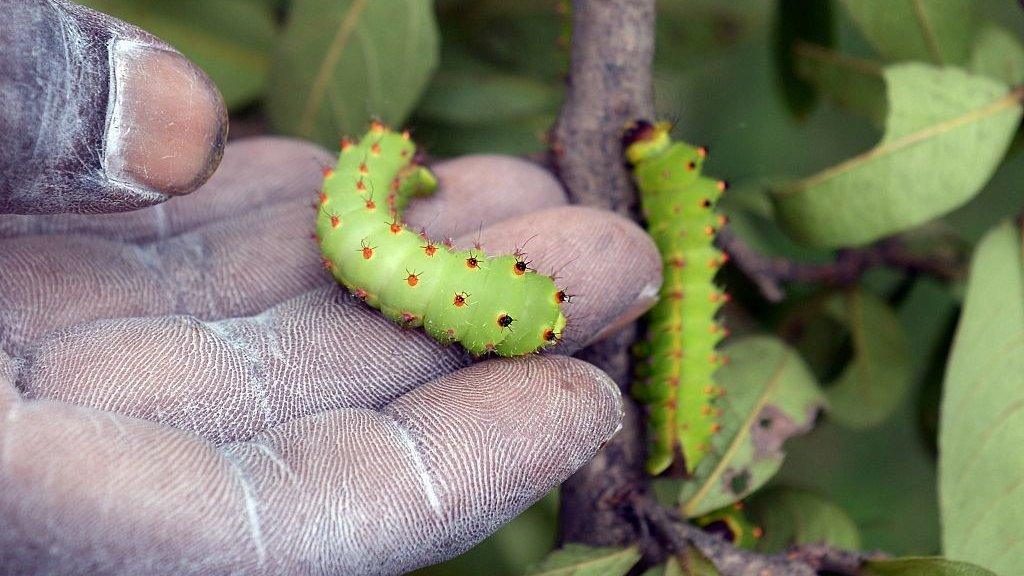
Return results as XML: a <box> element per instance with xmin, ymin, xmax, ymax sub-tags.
<box><xmin>249</xmin><ymin>441</ymin><xmax>297</xmax><ymax>484</ymax></box>
<box><xmin>387</xmin><ymin>416</ymin><xmax>444</xmax><ymax>520</ymax></box>
<box><xmin>208</xmin><ymin>319</ymin><xmax>274</xmax><ymax>439</ymax></box>
<box><xmin>222</xmin><ymin>448</ymin><xmax>268</xmax><ymax>567</ymax></box>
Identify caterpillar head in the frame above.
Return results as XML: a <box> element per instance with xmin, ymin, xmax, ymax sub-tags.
<box><xmin>623</xmin><ymin>119</ymin><xmax>673</xmax><ymax>165</ymax></box>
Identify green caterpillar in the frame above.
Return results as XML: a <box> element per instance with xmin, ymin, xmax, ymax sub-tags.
<box><xmin>625</xmin><ymin>120</ymin><xmax>730</xmax><ymax>476</ymax></box>
<box><xmin>316</xmin><ymin>122</ymin><xmax>567</xmax><ymax>356</ymax></box>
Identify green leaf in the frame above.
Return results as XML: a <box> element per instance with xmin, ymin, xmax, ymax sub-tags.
<box><xmin>794</xmin><ymin>43</ymin><xmax>887</xmax><ymax>126</ymax></box>
<box><xmin>824</xmin><ymin>289</ymin><xmax>912</xmax><ymax>428</ymax></box>
<box><xmin>773</xmin><ymin>64</ymin><xmax>1022</xmax><ymax>248</ymax></box>
<box><xmin>267</xmin><ymin>0</ymin><xmax>439</xmax><ymax>147</ymax></box>
<box><xmin>679</xmin><ymin>337</ymin><xmax>824</xmax><ymax>518</ymax></box>
<box><xmin>939</xmin><ymin>222</ymin><xmax>1024</xmax><ymax>575</ymax></box>
<box><xmin>524</xmin><ymin>545</ymin><xmax>641</xmax><ymax>576</ymax></box>
<box><xmin>417</xmin><ymin>71</ymin><xmax>561</xmax><ymax>126</ymax></box>
<box><xmin>78</xmin><ymin>0</ymin><xmax>275</xmax><ymax>108</ymax></box>
<box><xmin>773</xmin><ymin>0</ymin><xmax>835</xmax><ymax>119</ymax></box>
<box><xmin>747</xmin><ymin>487</ymin><xmax>861</xmax><ymax>552</ymax></box>
<box><xmin>839</xmin><ymin>0</ymin><xmax>977</xmax><ymax>65</ymax></box>
<box><xmin>864</xmin><ymin>557</ymin><xmax>998</xmax><ymax>576</ymax></box>
<box><xmin>775</xmin><ymin>278</ymin><xmax>956</xmax><ymax>556</ymax></box>
<box><xmin>970</xmin><ymin>24</ymin><xmax>1024</xmax><ymax>86</ymax></box>
<box><xmin>656</xmin><ymin>0</ymin><xmax>772</xmax><ymax>72</ymax></box>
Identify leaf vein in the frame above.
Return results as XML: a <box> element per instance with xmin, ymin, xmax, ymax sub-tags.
<box><xmin>298</xmin><ymin>0</ymin><xmax>369</xmax><ymax>136</ymax></box>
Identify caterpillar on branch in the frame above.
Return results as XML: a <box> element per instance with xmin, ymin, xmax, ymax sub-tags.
<box><xmin>316</xmin><ymin>123</ymin><xmax>567</xmax><ymax>357</ymax></box>
<box><xmin>625</xmin><ymin>120</ymin><xmax>730</xmax><ymax>476</ymax></box>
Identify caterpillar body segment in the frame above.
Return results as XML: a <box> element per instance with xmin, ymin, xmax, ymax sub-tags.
<box><xmin>625</xmin><ymin>120</ymin><xmax>729</xmax><ymax>476</ymax></box>
<box><xmin>316</xmin><ymin>124</ymin><xmax>566</xmax><ymax>357</ymax></box>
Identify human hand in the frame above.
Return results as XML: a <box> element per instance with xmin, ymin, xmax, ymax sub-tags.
<box><xmin>0</xmin><ymin>2</ymin><xmax>663</xmax><ymax>574</ymax></box>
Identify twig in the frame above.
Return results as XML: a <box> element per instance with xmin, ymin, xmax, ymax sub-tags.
<box><xmin>716</xmin><ymin>228</ymin><xmax>964</xmax><ymax>303</ymax></box>
<box><xmin>634</xmin><ymin>493</ymin><xmax>878</xmax><ymax>576</ymax></box>
<box><xmin>552</xmin><ymin>0</ymin><xmax>656</xmax><ymax>551</ymax></box>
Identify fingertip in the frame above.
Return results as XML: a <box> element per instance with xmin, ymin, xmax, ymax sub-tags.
<box><xmin>386</xmin><ymin>354</ymin><xmax>623</xmax><ymax>474</ymax></box>
<box><xmin>105</xmin><ymin>40</ymin><xmax>227</xmax><ymax>197</ymax></box>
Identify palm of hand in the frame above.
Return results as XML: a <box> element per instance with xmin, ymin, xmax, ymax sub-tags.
<box><xmin>0</xmin><ymin>137</ymin><xmax>660</xmax><ymax>574</ymax></box>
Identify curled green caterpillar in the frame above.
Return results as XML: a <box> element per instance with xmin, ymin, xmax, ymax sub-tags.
<box><xmin>625</xmin><ymin>120</ymin><xmax>730</xmax><ymax>476</ymax></box>
<box><xmin>316</xmin><ymin>122</ymin><xmax>567</xmax><ymax>357</ymax></box>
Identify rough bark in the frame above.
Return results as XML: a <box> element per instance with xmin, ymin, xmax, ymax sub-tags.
<box><xmin>552</xmin><ymin>0</ymin><xmax>656</xmax><ymax>552</ymax></box>
<box><xmin>551</xmin><ymin>0</ymin><xmax>656</xmax><ymax>217</ymax></box>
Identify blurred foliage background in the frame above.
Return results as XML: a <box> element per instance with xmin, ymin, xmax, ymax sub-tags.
<box><xmin>77</xmin><ymin>0</ymin><xmax>1024</xmax><ymax>574</ymax></box>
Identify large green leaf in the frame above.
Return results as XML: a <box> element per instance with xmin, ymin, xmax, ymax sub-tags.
<box><xmin>838</xmin><ymin>0</ymin><xmax>977</xmax><ymax>65</ymax></box>
<box><xmin>824</xmin><ymin>289</ymin><xmax>912</xmax><ymax>428</ymax></box>
<box><xmin>524</xmin><ymin>545</ymin><xmax>641</xmax><ymax>576</ymax></box>
<box><xmin>864</xmin><ymin>558</ymin><xmax>997</xmax><ymax>576</ymax></box>
<box><xmin>413</xmin><ymin>115</ymin><xmax>554</xmax><ymax>157</ymax></box>
<box><xmin>775</xmin><ymin>278</ymin><xmax>956</xmax><ymax>555</ymax></box>
<box><xmin>79</xmin><ymin>0</ymin><xmax>275</xmax><ymax>108</ymax></box>
<box><xmin>795</xmin><ymin>43</ymin><xmax>887</xmax><ymax>126</ymax></box>
<box><xmin>678</xmin><ymin>337</ymin><xmax>824</xmax><ymax>518</ymax></box>
<box><xmin>268</xmin><ymin>0</ymin><xmax>439</xmax><ymax>147</ymax></box>
<box><xmin>747</xmin><ymin>487</ymin><xmax>861</xmax><ymax>552</ymax></box>
<box><xmin>653</xmin><ymin>16</ymin><xmax>878</xmax><ymax>186</ymax></box>
<box><xmin>940</xmin><ymin>222</ymin><xmax>1024</xmax><ymax>574</ymax></box>
<box><xmin>970</xmin><ymin>24</ymin><xmax>1024</xmax><ymax>86</ymax></box>
<box><xmin>773</xmin><ymin>64</ymin><xmax>1022</xmax><ymax>248</ymax></box>
<box><xmin>656</xmin><ymin>0</ymin><xmax>772</xmax><ymax>72</ymax></box>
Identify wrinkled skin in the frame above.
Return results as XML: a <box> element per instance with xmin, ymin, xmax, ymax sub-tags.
<box><xmin>0</xmin><ymin>1</ymin><xmax>663</xmax><ymax>574</ymax></box>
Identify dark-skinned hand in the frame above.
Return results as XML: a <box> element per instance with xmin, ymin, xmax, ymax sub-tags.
<box><xmin>0</xmin><ymin>1</ymin><xmax>663</xmax><ymax>574</ymax></box>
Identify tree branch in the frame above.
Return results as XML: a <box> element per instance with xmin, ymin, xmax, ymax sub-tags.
<box><xmin>634</xmin><ymin>493</ymin><xmax>877</xmax><ymax>576</ymax></box>
<box><xmin>717</xmin><ymin>228</ymin><xmax>964</xmax><ymax>303</ymax></box>
<box><xmin>551</xmin><ymin>1</ymin><xmax>877</xmax><ymax>574</ymax></box>
<box><xmin>552</xmin><ymin>0</ymin><xmax>655</xmax><ymax>550</ymax></box>
<box><xmin>551</xmin><ymin>0</ymin><xmax>655</xmax><ymax>216</ymax></box>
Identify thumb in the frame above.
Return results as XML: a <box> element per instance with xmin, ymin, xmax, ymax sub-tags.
<box><xmin>0</xmin><ymin>0</ymin><xmax>228</xmax><ymax>214</ymax></box>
